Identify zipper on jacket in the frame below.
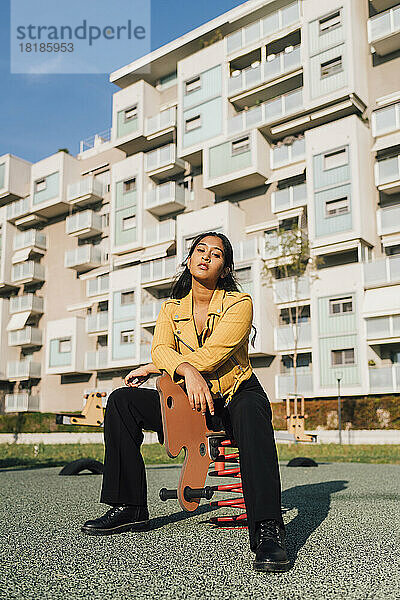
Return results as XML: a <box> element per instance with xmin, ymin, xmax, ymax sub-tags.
<box><xmin>174</xmin><ymin>332</ymin><xmax>223</xmax><ymax>398</ymax></box>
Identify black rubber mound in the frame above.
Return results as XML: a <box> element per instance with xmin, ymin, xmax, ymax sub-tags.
<box><xmin>59</xmin><ymin>458</ymin><xmax>104</xmax><ymax>476</ymax></box>
<box><xmin>287</xmin><ymin>457</ymin><xmax>318</xmax><ymax>467</ymax></box>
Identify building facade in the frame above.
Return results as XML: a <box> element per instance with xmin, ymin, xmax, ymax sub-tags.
<box><xmin>1</xmin><ymin>0</ymin><xmax>400</xmax><ymax>414</ymax></box>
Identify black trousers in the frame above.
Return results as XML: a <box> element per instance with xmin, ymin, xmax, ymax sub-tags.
<box><xmin>100</xmin><ymin>372</ymin><xmax>284</xmax><ymax>552</ymax></box>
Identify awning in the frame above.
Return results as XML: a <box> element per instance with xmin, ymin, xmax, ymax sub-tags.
<box><xmin>12</xmin><ymin>248</ymin><xmax>32</xmax><ymax>264</ymax></box>
<box><xmin>267</xmin><ymin>162</ymin><xmax>306</xmax><ymax>184</ymax></box>
<box><xmin>313</xmin><ymin>239</ymin><xmax>359</xmax><ymax>256</ymax></box>
<box><xmin>6</xmin><ymin>312</ymin><xmax>31</xmax><ymax>331</ymax></box>
<box><xmin>141</xmin><ymin>240</ymin><xmax>175</xmax><ymax>261</ymax></box>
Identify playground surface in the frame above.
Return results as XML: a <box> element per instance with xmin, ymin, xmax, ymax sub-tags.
<box><xmin>1</xmin><ymin>461</ymin><xmax>399</xmax><ymax>600</ymax></box>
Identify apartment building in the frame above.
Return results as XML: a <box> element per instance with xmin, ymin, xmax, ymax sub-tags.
<box><xmin>1</xmin><ymin>0</ymin><xmax>400</xmax><ymax>414</ymax></box>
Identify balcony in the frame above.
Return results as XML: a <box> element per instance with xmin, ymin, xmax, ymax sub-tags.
<box><xmin>274</xmin><ymin>322</ymin><xmax>312</xmax><ymax>352</ymax></box>
<box><xmin>366</xmin><ymin>315</ymin><xmax>400</xmax><ymax>342</ymax></box>
<box><xmin>6</xmin><ymin>360</ymin><xmax>41</xmax><ymax>380</ymax></box>
<box><xmin>139</xmin><ymin>342</ymin><xmax>152</xmax><ymax>363</ymax></box>
<box><xmin>85</xmin><ymin>348</ymin><xmax>109</xmax><ymax>371</ymax></box>
<box><xmin>372</xmin><ymin>101</ymin><xmax>400</xmax><ymax>139</ymax></box>
<box><xmin>6</xmin><ymin>197</ymin><xmax>30</xmax><ymax>223</ymax></box>
<box><xmin>66</xmin><ymin>210</ymin><xmax>103</xmax><ymax>239</ymax></box>
<box><xmin>233</xmin><ymin>237</ymin><xmax>259</xmax><ymax>263</ymax></box>
<box><xmin>272</xmin><ymin>182</ymin><xmax>307</xmax><ymax>213</ymax></box>
<box><xmin>144</xmin><ymin>144</ymin><xmax>186</xmax><ymax>181</ymax></box>
<box><xmin>375</xmin><ymin>154</ymin><xmax>400</xmax><ymax>194</ymax></box>
<box><xmin>143</xmin><ymin>219</ymin><xmax>175</xmax><ymax>246</ymax></box>
<box><xmin>4</xmin><ymin>393</ymin><xmax>40</xmax><ymax>413</ymax></box>
<box><xmin>368</xmin><ymin>5</ymin><xmax>400</xmax><ymax>56</ymax></box>
<box><xmin>13</xmin><ymin>231</ymin><xmax>47</xmax><ymax>262</ymax></box>
<box><xmin>377</xmin><ymin>204</ymin><xmax>400</xmax><ymax>237</ymax></box>
<box><xmin>64</xmin><ymin>245</ymin><xmax>103</xmax><ymax>273</ymax></box>
<box><xmin>273</xmin><ymin>277</ymin><xmax>310</xmax><ymax>303</ymax></box>
<box><xmin>87</xmin><ymin>273</ymin><xmax>109</xmax><ymax>297</ymax></box>
<box><xmin>66</xmin><ymin>177</ymin><xmax>104</xmax><ymax>207</ymax></box>
<box><xmin>204</xmin><ymin>129</ymin><xmax>269</xmax><ymax>195</ymax></box>
<box><xmin>141</xmin><ymin>256</ymin><xmax>177</xmax><ymax>288</ymax></box>
<box><xmin>275</xmin><ymin>370</ymin><xmax>313</xmax><ymax>399</ymax></box>
<box><xmin>363</xmin><ymin>256</ymin><xmax>400</xmax><ymax>287</ymax></box>
<box><xmin>228</xmin><ymin>88</ymin><xmax>303</xmax><ymax>136</ymax></box>
<box><xmin>11</xmin><ymin>261</ymin><xmax>45</xmax><ymax>285</ymax></box>
<box><xmin>0</xmin><ymin>154</ymin><xmax>31</xmax><ymax>205</ymax></box>
<box><xmin>145</xmin><ymin>107</ymin><xmax>176</xmax><ymax>141</ymax></box>
<box><xmin>10</xmin><ymin>294</ymin><xmax>44</xmax><ymax>315</ymax></box>
<box><xmin>86</xmin><ymin>312</ymin><xmax>109</xmax><ymax>334</ymax></box>
<box><xmin>228</xmin><ymin>45</ymin><xmax>301</xmax><ymax>99</ymax></box>
<box><xmin>225</xmin><ymin>2</ymin><xmax>300</xmax><ymax>55</ymax></box>
<box><xmin>369</xmin><ymin>364</ymin><xmax>400</xmax><ymax>393</ymax></box>
<box><xmin>141</xmin><ymin>299</ymin><xmax>164</xmax><ymax>324</ymax></box>
<box><xmin>144</xmin><ymin>181</ymin><xmax>186</xmax><ymax>217</ymax></box>
<box><xmin>8</xmin><ymin>326</ymin><xmax>43</xmax><ymax>347</ymax></box>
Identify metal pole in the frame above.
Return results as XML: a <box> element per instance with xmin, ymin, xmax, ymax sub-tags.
<box><xmin>337</xmin><ymin>377</ymin><xmax>342</xmax><ymax>445</ymax></box>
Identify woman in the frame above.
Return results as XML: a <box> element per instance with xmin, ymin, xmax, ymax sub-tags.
<box><xmin>82</xmin><ymin>232</ymin><xmax>290</xmax><ymax>573</ymax></box>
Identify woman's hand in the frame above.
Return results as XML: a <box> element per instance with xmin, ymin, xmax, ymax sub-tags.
<box><xmin>124</xmin><ymin>365</ymin><xmax>151</xmax><ymax>387</ymax></box>
<box><xmin>176</xmin><ymin>363</ymin><xmax>214</xmax><ymax>416</ymax></box>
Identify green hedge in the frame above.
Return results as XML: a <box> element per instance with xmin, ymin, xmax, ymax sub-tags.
<box><xmin>0</xmin><ymin>412</ymin><xmax>103</xmax><ymax>434</ymax></box>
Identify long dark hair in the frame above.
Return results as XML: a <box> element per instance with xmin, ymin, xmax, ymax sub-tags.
<box><xmin>169</xmin><ymin>231</ymin><xmax>257</xmax><ymax>347</ymax></box>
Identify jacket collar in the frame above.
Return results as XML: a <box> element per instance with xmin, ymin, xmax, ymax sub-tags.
<box><xmin>172</xmin><ymin>287</ymin><xmax>226</xmax><ymax>321</ymax></box>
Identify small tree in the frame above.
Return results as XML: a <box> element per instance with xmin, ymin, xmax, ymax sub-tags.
<box><xmin>262</xmin><ymin>219</ymin><xmax>321</xmax><ymax>397</ymax></box>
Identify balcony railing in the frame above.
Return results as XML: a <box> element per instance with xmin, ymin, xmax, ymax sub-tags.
<box><xmin>273</xmin><ymin>276</ymin><xmax>310</xmax><ymax>303</ymax></box>
<box><xmin>228</xmin><ymin>88</ymin><xmax>303</xmax><ymax>135</ymax></box>
<box><xmin>375</xmin><ymin>154</ymin><xmax>400</xmax><ymax>187</ymax></box>
<box><xmin>366</xmin><ymin>315</ymin><xmax>400</xmax><ymax>340</ymax></box>
<box><xmin>141</xmin><ymin>299</ymin><xmax>164</xmax><ymax>322</ymax></box>
<box><xmin>64</xmin><ymin>245</ymin><xmax>103</xmax><ymax>270</ymax></box>
<box><xmin>377</xmin><ymin>204</ymin><xmax>400</xmax><ymax>235</ymax></box>
<box><xmin>145</xmin><ymin>107</ymin><xmax>176</xmax><ymax>137</ymax></box>
<box><xmin>67</xmin><ymin>177</ymin><xmax>104</xmax><ymax>204</ymax></box>
<box><xmin>86</xmin><ymin>312</ymin><xmax>109</xmax><ymax>334</ymax></box>
<box><xmin>141</xmin><ymin>255</ymin><xmax>177</xmax><ymax>283</ymax></box>
<box><xmin>144</xmin><ymin>181</ymin><xmax>186</xmax><ymax>214</ymax></box>
<box><xmin>369</xmin><ymin>364</ymin><xmax>400</xmax><ymax>393</ymax></box>
<box><xmin>8</xmin><ymin>327</ymin><xmax>43</xmax><ymax>347</ymax></box>
<box><xmin>87</xmin><ymin>274</ymin><xmax>109</xmax><ymax>297</ymax></box>
<box><xmin>372</xmin><ymin>101</ymin><xmax>400</xmax><ymax>137</ymax></box>
<box><xmin>274</xmin><ymin>322</ymin><xmax>312</xmax><ymax>351</ymax></box>
<box><xmin>233</xmin><ymin>237</ymin><xmax>259</xmax><ymax>262</ymax></box>
<box><xmin>13</xmin><ymin>230</ymin><xmax>47</xmax><ymax>251</ymax></box>
<box><xmin>66</xmin><ymin>210</ymin><xmax>103</xmax><ymax>237</ymax></box>
<box><xmin>4</xmin><ymin>393</ymin><xmax>40</xmax><ymax>413</ymax></box>
<box><xmin>144</xmin><ymin>144</ymin><xmax>185</xmax><ymax>174</ymax></box>
<box><xmin>140</xmin><ymin>343</ymin><xmax>152</xmax><ymax>363</ymax></box>
<box><xmin>9</xmin><ymin>294</ymin><xmax>44</xmax><ymax>314</ymax></box>
<box><xmin>272</xmin><ymin>182</ymin><xmax>307</xmax><ymax>213</ymax></box>
<box><xmin>228</xmin><ymin>45</ymin><xmax>301</xmax><ymax>97</ymax></box>
<box><xmin>6</xmin><ymin>197</ymin><xmax>30</xmax><ymax>222</ymax></box>
<box><xmin>11</xmin><ymin>261</ymin><xmax>45</xmax><ymax>284</ymax></box>
<box><xmin>363</xmin><ymin>256</ymin><xmax>400</xmax><ymax>287</ymax></box>
<box><xmin>85</xmin><ymin>348</ymin><xmax>109</xmax><ymax>370</ymax></box>
<box><xmin>368</xmin><ymin>5</ymin><xmax>400</xmax><ymax>45</ymax></box>
<box><xmin>143</xmin><ymin>220</ymin><xmax>176</xmax><ymax>246</ymax></box>
<box><xmin>226</xmin><ymin>1</ymin><xmax>300</xmax><ymax>54</ymax></box>
<box><xmin>6</xmin><ymin>360</ymin><xmax>41</xmax><ymax>380</ymax></box>
<box><xmin>276</xmin><ymin>371</ymin><xmax>313</xmax><ymax>399</ymax></box>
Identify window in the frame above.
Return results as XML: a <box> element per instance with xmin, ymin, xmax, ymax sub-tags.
<box><xmin>121</xmin><ymin>290</ymin><xmax>135</xmax><ymax>305</ymax></box>
<box><xmin>232</xmin><ymin>136</ymin><xmax>250</xmax><ymax>156</ymax></box>
<box><xmin>331</xmin><ymin>348</ymin><xmax>355</xmax><ymax>366</ymax></box>
<box><xmin>122</xmin><ymin>215</ymin><xmax>136</xmax><ymax>231</ymax></box>
<box><xmin>319</xmin><ymin>10</ymin><xmax>341</xmax><ymax>34</ymax></box>
<box><xmin>102</xmin><ymin>213</ymin><xmax>110</xmax><ymax>228</ymax></box>
<box><xmin>185</xmin><ymin>115</ymin><xmax>201</xmax><ymax>133</ymax></box>
<box><xmin>320</xmin><ymin>56</ymin><xmax>342</xmax><ymax>79</ymax></box>
<box><xmin>59</xmin><ymin>338</ymin><xmax>71</xmax><ymax>353</ymax></box>
<box><xmin>123</xmin><ymin>178</ymin><xmax>136</xmax><ymax>193</ymax></box>
<box><xmin>325</xmin><ymin>196</ymin><xmax>349</xmax><ymax>217</ymax></box>
<box><xmin>329</xmin><ymin>296</ymin><xmax>353</xmax><ymax>315</ymax></box>
<box><xmin>323</xmin><ymin>147</ymin><xmax>348</xmax><ymax>170</ymax></box>
<box><xmin>35</xmin><ymin>178</ymin><xmax>46</xmax><ymax>192</ymax></box>
<box><xmin>185</xmin><ymin>76</ymin><xmax>201</xmax><ymax>94</ymax></box>
<box><xmin>124</xmin><ymin>106</ymin><xmax>137</xmax><ymax>122</ymax></box>
<box><xmin>121</xmin><ymin>329</ymin><xmax>135</xmax><ymax>344</ymax></box>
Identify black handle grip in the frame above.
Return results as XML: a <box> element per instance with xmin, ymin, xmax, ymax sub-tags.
<box><xmin>184</xmin><ymin>486</ymin><xmax>214</xmax><ymax>501</ymax></box>
<box><xmin>159</xmin><ymin>488</ymin><xmax>178</xmax><ymax>501</ymax></box>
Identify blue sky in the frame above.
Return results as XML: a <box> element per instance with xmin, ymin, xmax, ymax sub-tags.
<box><xmin>0</xmin><ymin>0</ymin><xmax>244</xmax><ymax>163</ymax></box>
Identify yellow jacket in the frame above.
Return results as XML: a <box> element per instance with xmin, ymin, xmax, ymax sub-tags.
<box><xmin>151</xmin><ymin>286</ymin><xmax>253</xmax><ymax>405</ymax></box>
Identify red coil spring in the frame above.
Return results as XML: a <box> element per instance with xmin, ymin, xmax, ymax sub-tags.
<box><xmin>208</xmin><ymin>438</ymin><xmax>247</xmax><ymax>528</ymax></box>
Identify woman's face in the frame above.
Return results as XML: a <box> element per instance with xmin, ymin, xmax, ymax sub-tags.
<box><xmin>188</xmin><ymin>235</ymin><xmax>229</xmax><ymax>286</ymax></box>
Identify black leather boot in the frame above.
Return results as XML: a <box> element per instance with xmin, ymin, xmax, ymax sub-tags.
<box><xmin>253</xmin><ymin>520</ymin><xmax>291</xmax><ymax>572</ymax></box>
<box><xmin>81</xmin><ymin>505</ymin><xmax>150</xmax><ymax>536</ymax></box>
